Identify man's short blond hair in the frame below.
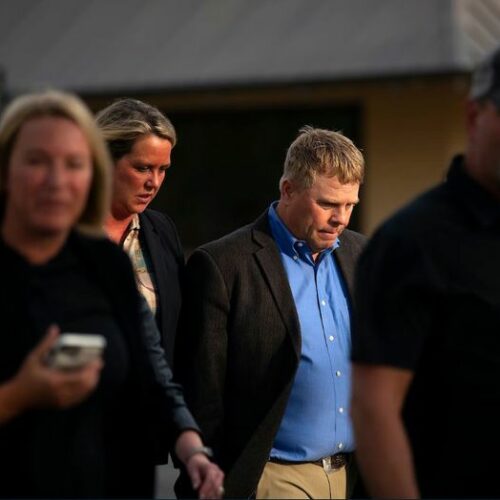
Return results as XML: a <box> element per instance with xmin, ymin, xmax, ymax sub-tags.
<box><xmin>280</xmin><ymin>126</ymin><xmax>364</xmax><ymax>190</ymax></box>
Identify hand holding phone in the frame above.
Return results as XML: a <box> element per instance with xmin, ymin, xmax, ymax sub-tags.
<box><xmin>7</xmin><ymin>326</ymin><xmax>104</xmax><ymax>416</ymax></box>
<box><xmin>45</xmin><ymin>333</ymin><xmax>106</xmax><ymax>370</ymax></box>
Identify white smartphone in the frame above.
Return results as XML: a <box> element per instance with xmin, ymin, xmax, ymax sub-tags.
<box><xmin>45</xmin><ymin>333</ymin><xmax>106</xmax><ymax>370</ymax></box>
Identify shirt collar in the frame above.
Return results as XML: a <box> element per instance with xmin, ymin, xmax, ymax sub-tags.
<box><xmin>268</xmin><ymin>202</ymin><xmax>340</xmax><ymax>263</ymax></box>
<box><xmin>121</xmin><ymin>213</ymin><xmax>140</xmax><ymax>247</ymax></box>
<box><xmin>129</xmin><ymin>213</ymin><xmax>140</xmax><ymax>231</ymax></box>
<box><xmin>447</xmin><ymin>155</ymin><xmax>500</xmax><ymax>228</ymax></box>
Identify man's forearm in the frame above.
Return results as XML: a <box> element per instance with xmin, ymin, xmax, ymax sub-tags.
<box><xmin>353</xmin><ymin>409</ymin><xmax>419</xmax><ymax>498</ymax></box>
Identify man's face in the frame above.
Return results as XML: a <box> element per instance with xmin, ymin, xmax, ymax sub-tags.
<box><xmin>279</xmin><ymin>174</ymin><xmax>360</xmax><ymax>257</ymax></box>
<box><xmin>466</xmin><ymin>99</ymin><xmax>500</xmax><ymax>197</ymax></box>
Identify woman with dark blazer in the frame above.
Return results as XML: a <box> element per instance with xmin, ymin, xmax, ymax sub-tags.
<box><xmin>98</xmin><ymin>99</ymin><xmax>182</xmax><ymax>366</ymax></box>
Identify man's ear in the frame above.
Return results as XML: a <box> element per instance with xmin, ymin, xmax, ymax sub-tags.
<box><xmin>466</xmin><ymin>99</ymin><xmax>481</xmax><ymax>138</ymax></box>
<box><xmin>280</xmin><ymin>178</ymin><xmax>295</xmax><ymax>203</ymax></box>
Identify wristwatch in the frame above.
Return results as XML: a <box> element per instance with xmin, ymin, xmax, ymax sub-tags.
<box><xmin>185</xmin><ymin>445</ymin><xmax>214</xmax><ymax>463</ymax></box>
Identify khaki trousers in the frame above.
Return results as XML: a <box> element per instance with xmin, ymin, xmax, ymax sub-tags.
<box><xmin>256</xmin><ymin>461</ymin><xmax>347</xmax><ymax>499</ymax></box>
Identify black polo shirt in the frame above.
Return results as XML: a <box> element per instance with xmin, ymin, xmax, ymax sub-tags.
<box><xmin>352</xmin><ymin>155</ymin><xmax>500</xmax><ymax>498</ymax></box>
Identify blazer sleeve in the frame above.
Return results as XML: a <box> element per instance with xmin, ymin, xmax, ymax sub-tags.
<box><xmin>138</xmin><ymin>294</ymin><xmax>200</xmax><ymax>436</ymax></box>
<box><xmin>174</xmin><ymin>247</ymin><xmax>230</xmax><ymax>459</ymax></box>
<box><xmin>76</xmin><ymin>235</ymin><xmax>198</xmax><ymax>463</ymax></box>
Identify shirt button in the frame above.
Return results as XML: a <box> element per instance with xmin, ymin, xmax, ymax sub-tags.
<box><xmin>329</xmin><ymin>336</ymin><xmax>334</xmax><ymax>342</ymax></box>
<box><xmin>297</xmin><ymin>242</ymin><xmax>303</xmax><ymax>247</ymax></box>
<box><xmin>338</xmin><ymin>443</ymin><xmax>344</xmax><ymax>450</ymax></box>
<box><xmin>293</xmin><ymin>255</ymin><xmax>298</xmax><ymax>261</ymax></box>
<box><xmin>321</xmin><ymin>300</ymin><xmax>326</xmax><ymax>306</ymax></box>
<box><xmin>338</xmin><ymin>407</ymin><xmax>344</xmax><ymax>414</ymax></box>
<box><xmin>336</xmin><ymin>370</ymin><xmax>341</xmax><ymax>377</ymax></box>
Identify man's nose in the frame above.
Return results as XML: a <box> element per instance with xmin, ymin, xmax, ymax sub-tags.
<box><xmin>330</xmin><ymin>207</ymin><xmax>350</xmax><ymax>226</ymax></box>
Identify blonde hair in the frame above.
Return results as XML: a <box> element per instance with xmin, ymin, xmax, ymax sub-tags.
<box><xmin>0</xmin><ymin>90</ymin><xmax>112</xmax><ymax>235</ymax></box>
<box><xmin>281</xmin><ymin>126</ymin><xmax>364</xmax><ymax>189</ymax></box>
<box><xmin>96</xmin><ymin>98</ymin><xmax>176</xmax><ymax>161</ymax></box>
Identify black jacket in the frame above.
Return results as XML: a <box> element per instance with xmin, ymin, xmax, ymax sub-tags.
<box><xmin>139</xmin><ymin>209</ymin><xmax>184</xmax><ymax>367</ymax></box>
<box><xmin>0</xmin><ymin>231</ymin><xmax>196</xmax><ymax>498</ymax></box>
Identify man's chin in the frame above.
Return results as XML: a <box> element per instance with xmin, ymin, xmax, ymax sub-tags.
<box><xmin>311</xmin><ymin>238</ymin><xmax>338</xmax><ymax>253</ymax></box>
<box><xmin>318</xmin><ymin>232</ymin><xmax>340</xmax><ymax>244</ymax></box>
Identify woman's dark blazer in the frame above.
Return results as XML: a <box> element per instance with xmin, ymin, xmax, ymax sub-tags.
<box><xmin>139</xmin><ymin>209</ymin><xmax>184</xmax><ymax>366</ymax></box>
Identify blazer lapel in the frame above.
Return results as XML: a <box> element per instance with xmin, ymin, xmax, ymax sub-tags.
<box><xmin>333</xmin><ymin>234</ymin><xmax>356</xmax><ymax>298</ymax></box>
<box><xmin>139</xmin><ymin>213</ymin><xmax>169</xmax><ymax>322</ymax></box>
<box><xmin>252</xmin><ymin>213</ymin><xmax>301</xmax><ymax>360</ymax></box>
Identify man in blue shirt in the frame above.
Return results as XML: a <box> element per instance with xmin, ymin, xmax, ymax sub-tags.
<box><xmin>175</xmin><ymin>126</ymin><xmax>365</xmax><ymax>498</ymax></box>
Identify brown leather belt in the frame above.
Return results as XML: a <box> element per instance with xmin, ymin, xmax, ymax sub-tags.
<box><xmin>269</xmin><ymin>452</ymin><xmax>349</xmax><ymax>471</ymax></box>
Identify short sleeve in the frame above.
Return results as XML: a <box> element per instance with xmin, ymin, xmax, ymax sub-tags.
<box><xmin>351</xmin><ymin>224</ymin><xmax>437</xmax><ymax>370</ymax></box>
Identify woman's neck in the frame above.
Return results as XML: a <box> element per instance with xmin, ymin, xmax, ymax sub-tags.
<box><xmin>104</xmin><ymin>213</ymin><xmax>134</xmax><ymax>244</ymax></box>
<box><xmin>1</xmin><ymin>220</ymin><xmax>68</xmax><ymax>265</ymax></box>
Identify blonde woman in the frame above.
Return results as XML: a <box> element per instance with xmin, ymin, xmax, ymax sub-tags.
<box><xmin>97</xmin><ymin>99</ymin><xmax>182</xmax><ymax>366</ymax></box>
<box><xmin>0</xmin><ymin>91</ymin><xmax>223</xmax><ymax>498</ymax></box>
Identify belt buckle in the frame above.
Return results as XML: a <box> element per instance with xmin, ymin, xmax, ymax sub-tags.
<box><xmin>321</xmin><ymin>456</ymin><xmax>332</xmax><ymax>473</ymax></box>
<box><xmin>322</xmin><ymin>454</ymin><xmax>345</xmax><ymax>473</ymax></box>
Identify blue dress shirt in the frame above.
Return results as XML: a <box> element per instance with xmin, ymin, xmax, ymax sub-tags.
<box><xmin>268</xmin><ymin>203</ymin><xmax>354</xmax><ymax>460</ymax></box>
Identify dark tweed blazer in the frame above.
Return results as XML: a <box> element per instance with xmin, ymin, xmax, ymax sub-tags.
<box><xmin>139</xmin><ymin>209</ymin><xmax>184</xmax><ymax>367</ymax></box>
<box><xmin>175</xmin><ymin>210</ymin><xmax>366</xmax><ymax>498</ymax></box>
